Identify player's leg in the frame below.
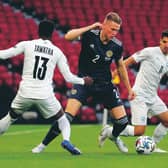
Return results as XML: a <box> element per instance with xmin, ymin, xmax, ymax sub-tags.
<box><xmin>108</xmin><ymin>105</ymin><xmax>129</xmax><ymax>153</ymax></box>
<box><xmin>32</xmin><ymin>96</ymin><xmax>81</xmax><ymax>155</ymax></box>
<box><xmin>65</xmin><ymin>84</ymin><xmax>86</xmax><ymax>123</ymax></box>
<box><xmin>99</xmin><ymin>107</ymin><xmax>129</xmax><ymax>153</ymax></box>
<box><xmin>65</xmin><ymin>98</ymin><xmax>82</xmax><ymax>122</ymax></box>
<box><xmin>32</xmin><ymin>99</ymin><xmax>82</xmax><ymax>153</ymax></box>
<box><xmin>110</xmin><ymin>106</ymin><xmax>128</xmax><ymax>136</ymax></box>
<box><xmin>152</xmin><ymin>98</ymin><xmax>168</xmax><ymax>143</ymax></box>
<box><xmin>120</xmin><ymin>125</ymin><xmax>146</xmax><ymax>136</ymax></box>
<box><xmin>0</xmin><ymin>109</ymin><xmax>20</xmax><ymax>135</ymax></box>
<box><xmin>32</xmin><ymin>85</ymin><xmax>87</xmax><ymax>154</ymax></box>
<box><xmin>32</xmin><ymin>108</ymin><xmax>63</xmax><ymax>154</ymax></box>
<box><xmin>152</xmin><ymin>122</ymin><xmax>168</xmax><ymax>153</ymax></box>
<box><xmin>99</xmin><ymin>97</ymin><xmax>148</xmax><ymax>146</ymax></box>
<box><xmin>61</xmin><ymin>85</ymin><xmax>88</xmax><ymax>154</ymax></box>
<box><xmin>153</xmin><ymin>122</ymin><xmax>168</xmax><ymax>143</ymax></box>
<box><xmin>151</xmin><ymin>98</ymin><xmax>168</xmax><ymax>153</ymax></box>
<box><xmin>0</xmin><ymin>94</ymin><xmax>27</xmax><ymax>135</ymax></box>
<box><xmin>98</xmin><ymin>86</ymin><xmax>128</xmax><ymax>153</ymax></box>
<box><xmin>32</xmin><ymin>85</ymin><xmax>84</xmax><ymax>152</ymax></box>
<box><xmin>120</xmin><ymin>99</ymin><xmax>148</xmax><ymax>136</ymax></box>
<box><xmin>37</xmin><ymin>109</ymin><xmax>81</xmax><ymax>155</ymax></box>
<box><xmin>58</xmin><ymin>111</ymin><xmax>81</xmax><ymax>155</ymax></box>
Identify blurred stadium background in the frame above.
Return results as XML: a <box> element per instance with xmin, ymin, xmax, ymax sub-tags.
<box><xmin>0</xmin><ymin>0</ymin><xmax>167</xmax><ymax>125</ymax></box>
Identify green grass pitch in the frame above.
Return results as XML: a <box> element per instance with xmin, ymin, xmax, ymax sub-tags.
<box><xmin>0</xmin><ymin>124</ymin><xmax>168</xmax><ymax>168</ymax></box>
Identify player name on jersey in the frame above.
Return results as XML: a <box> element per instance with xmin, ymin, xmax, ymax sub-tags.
<box><xmin>34</xmin><ymin>45</ymin><xmax>53</xmax><ymax>55</ymax></box>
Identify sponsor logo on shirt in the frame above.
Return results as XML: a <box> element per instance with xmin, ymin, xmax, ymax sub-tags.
<box><xmin>90</xmin><ymin>44</ymin><xmax>95</xmax><ymax>49</ymax></box>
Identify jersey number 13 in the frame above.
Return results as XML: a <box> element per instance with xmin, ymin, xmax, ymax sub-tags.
<box><xmin>33</xmin><ymin>56</ymin><xmax>49</xmax><ymax>80</ymax></box>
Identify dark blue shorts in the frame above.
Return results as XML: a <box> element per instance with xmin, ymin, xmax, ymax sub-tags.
<box><xmin>68</xmin><ymin>83</ymin><xmax>123</xmax><ymax>109</ymax></box>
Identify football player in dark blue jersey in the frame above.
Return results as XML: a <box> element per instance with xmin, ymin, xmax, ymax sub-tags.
<box><xmin>32</xmin><ymin>12</ymin><xmax>136</xmax><ymax>154</ymax></box>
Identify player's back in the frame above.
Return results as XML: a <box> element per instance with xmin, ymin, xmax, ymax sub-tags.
<box><xmin>19</xmin><ymin>38</ymin><xmax>62</xmax><ymax>99</ymax></box>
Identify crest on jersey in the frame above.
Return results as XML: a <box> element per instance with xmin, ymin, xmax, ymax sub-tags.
<box><xmin>71</xmin><ymin>89</ymin><xmax>77</xmax><ymax>95</ymax></box>
<box><xmin>106</xmin><ymin>50</ymin><xmax>113</xmax><ymax>57</ymax></box>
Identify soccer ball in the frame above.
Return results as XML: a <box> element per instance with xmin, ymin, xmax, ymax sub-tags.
<box><xmin>135</xmin><ymin>136</ymin><xmax>156</xmax><ymax>154</ymax></box>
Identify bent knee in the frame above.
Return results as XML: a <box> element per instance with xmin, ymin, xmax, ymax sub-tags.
<box><xmin>65</xmin><ymin>99</ymin><xmax>81</xmax><ymax>116</ymax></box>
<box><xmin>134</xmin><ymin>126</ymin><xmax>146</xmax><ymax>136</ymax></box>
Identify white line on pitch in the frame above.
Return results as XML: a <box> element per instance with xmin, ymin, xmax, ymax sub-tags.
<box><xmin>4</xmin><ymin>129</ymin><xmax>47</xmax><ymax>136</ymax></box>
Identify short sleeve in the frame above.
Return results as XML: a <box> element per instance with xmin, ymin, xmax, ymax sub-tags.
<box><xmin>132</xmin><ymin>48</ymin><xmax>150</xmax><ymax>63</ymax></box>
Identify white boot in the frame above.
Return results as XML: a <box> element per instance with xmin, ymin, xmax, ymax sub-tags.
<box><xmin>32</xmin><ymin>143</ymin><xmax>46</xmax><ymax>153</ymax></box>
<box><xmin>98</xmin><ymin>125</ymin><xmax>128</xmax><ymax>153</ymax></box>
<box><xmin>109</xmin><ymin>136</ymin><xmax>128</xmax><ymax>153</ymax></box>
<box><xmin>0</xmin><ymin>113</ymin><xmax>13</xmax><ymax>135</ymax></box>
<box><xmin>98</xmin><ymin>125</ymin><xmax>112</xmax><ymax>147</ymax></box>
<box><xmin>153</xmin><ymin>147</ymin><xmax>167</xmax><ymax>153</ymax></box>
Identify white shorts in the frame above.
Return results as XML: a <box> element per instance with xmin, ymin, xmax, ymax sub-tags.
<box><xmin>130</xmin><ymin>95</ymin><xmax>168</xmax><ymax>125</ymax></box>
<box><xmin>11</xmin><ymin>93</ymin><xmax>62</xmax><ymax>119</ymax></box>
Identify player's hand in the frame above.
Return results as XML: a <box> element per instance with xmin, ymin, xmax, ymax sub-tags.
<box><xmin>128</xmin><ymin>89</ymin><xmax>136</xmax><ymax>100</ymax></box>
<box><xmin>83</xmin><ymin>76</ymin><xmax>94</xmax><ymax>86</ymax></box>
<box><xmin>111</xmin><ymin>69</ymin><xmax>118</xmax><ymax>77</ymax></box>
<box><xmin>90</xmin><ymin>22</ymin><xmax>102</xmax><ymax>30</ymax></box>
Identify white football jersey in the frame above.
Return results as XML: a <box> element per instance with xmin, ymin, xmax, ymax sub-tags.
<box><xmin>0</xmin><ymin>39</ymin><xmax>84</xmax><ymax>99</ymax></box>
<box><xmin>132</xmin><ymin>47</ymin><xmax>168</xmax><ymax>103</ymax></box>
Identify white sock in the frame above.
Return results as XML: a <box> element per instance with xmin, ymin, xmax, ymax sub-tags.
<box><xmin>1</xmin><ymin>113</ymin><xmax>11</xmax><ymax>122</ymax></box>
<box><xmin>58</xmin><ymin>114</ymin><xmax>70</xmax><ymax>141</ymax></box>
<box><xmin>120</xmin><ymin>125</ymin><xmax>135</xmax><ymax>136</ymax></box>
<box><xmin>106</xmin><ymin>126</ymin><xmax>113</xmax><ymax>138</ymax></box>
<box><xmin>152</xmin><ymin>123</ymin><xmax>168</xmax><ymax>144</ymax></box>
<box><xmin>106</xmin><ymin>125</ymin><xmax>134</xmax><ymax>138</ymax></box>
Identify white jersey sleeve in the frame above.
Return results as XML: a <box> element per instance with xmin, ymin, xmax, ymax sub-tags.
<box><xmin>0</xmin><ymin>42</ymin><xmax>25</xmax><ymax>59</ymax></box>
<box><xmin>132</xmin><ymin>48</ymin><xmax>150</xmax><ymax>63</ymax></box>
<box><xmin>57</xmin><ymin>51</ymin><xmax>84</xmax><ymax>85</ymax></box>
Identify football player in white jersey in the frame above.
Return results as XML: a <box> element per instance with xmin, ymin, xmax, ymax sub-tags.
<box><xmin>99</xmin><ymin>29</ymin><xmax>168</xmax><ymax>153</ymax></box>
<box><xmin>0</xmin><ymin>20</ymin><xmax>93</xmax><ymax>155</ymax></box>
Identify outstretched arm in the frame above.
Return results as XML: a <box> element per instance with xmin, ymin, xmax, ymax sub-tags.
<box><xmin>64</xmin><ymin>22</ymin><xmax>102</xmax><ymax>41</ymax></box>
<box><xmin>0</xmin><ymin>42</ymin><xmax>24</xmax><ymax>59</ymax></box>
<box><xmin>57</xmin><ymin>54</ymin><xmax>93</xmax><ymax>85</ymax></box>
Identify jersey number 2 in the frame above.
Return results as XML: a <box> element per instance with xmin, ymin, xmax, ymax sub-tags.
<box><xmin>92</xmin><ymin>55</ymin><xmax>100</xmax><ymax>63</ymax></box>
<box><xmin>33</xmin><ymin>56</ymin><xmax>49</xmax><ymax>80</ymax></box>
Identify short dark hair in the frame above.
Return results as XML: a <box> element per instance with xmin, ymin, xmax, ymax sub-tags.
<box><xmin>161</xmin><ymin>29</ymin><xmax>168</xmax><ymax>38</ymax></box>
<box><xmin>105</xmin><ymin>12</ymin><xmax>122</xmax><ymax>25</ymax></box>
<box><xmin>38</xmin><ymin>20</ymin><xmax>55</xmax><ymax>38</ymax></box>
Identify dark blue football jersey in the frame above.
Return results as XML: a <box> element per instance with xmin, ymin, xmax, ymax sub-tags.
<box><xmin>78</xmin><ymin>29</ymin><xmax>123</xmax><ymax>83</ymax></box>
